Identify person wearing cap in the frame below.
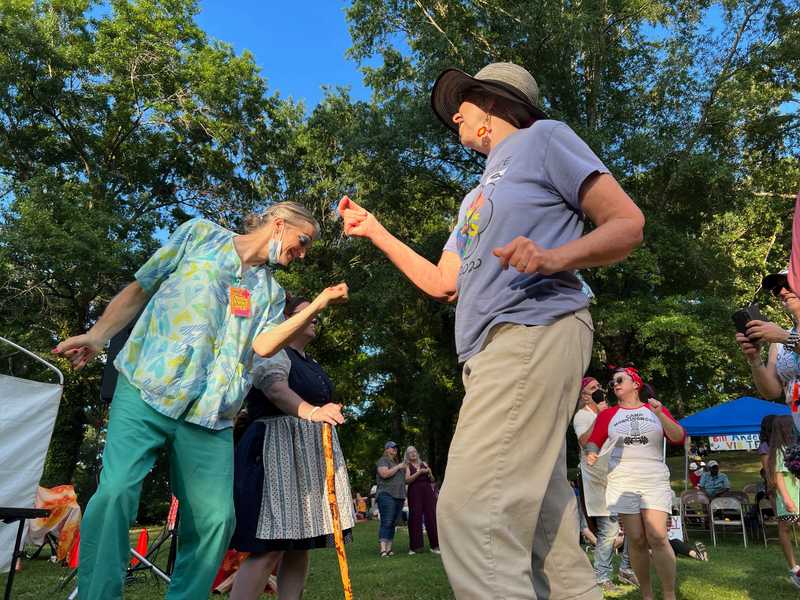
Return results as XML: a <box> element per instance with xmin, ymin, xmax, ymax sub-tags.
<box><xmin>586</xmin><ymin>368</ymin><xmax>685</xmax><ymax>600</ymax></box>
<box><xmin>698</xmin><ymin>461</ymin><xmax>730</xmax><ymax>499</ymax></box>
<box><xmin>738</xmin><ymin>268</ymin><xmax>800</xmax><ymax>435</ymax></box>
<box><xmin>375</xmin><ymin>441</ymin><xmax>407</xmax><ymax>557</ymax></box>
<box><xmin>572</xmin><ymin>377</ymin><xmax>637</xmax><ymax>592</ymax></box>
<box><xmin>339</xmin><ymin>61</ymin><xmax>643</xmax><ymax>599</ymax></box>
<box><xmin>688</xmin><ymin>462</ymin><xmax>702</xmax><ymax>488</ymax></box>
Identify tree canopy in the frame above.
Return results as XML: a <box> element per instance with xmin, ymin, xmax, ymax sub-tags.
<box><xmin>1</xmin><ymin>0</ymin><xmax>798</xmax><ymax>512</ymax></box>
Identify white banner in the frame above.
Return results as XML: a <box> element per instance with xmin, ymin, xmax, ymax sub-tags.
<box><xmin>709</xmin><ymin>434</ymin><xmax>760</xmax><ymax>451</ymax></box>
<box><xmin>0</xmin><ymin>374</ymin><xmax>62</xmax><ymax>573</ymax></box>
<box><xmin>668</xmin><ymin>515</ymin><xmax>684</xmax><ymax>541</ymax></box>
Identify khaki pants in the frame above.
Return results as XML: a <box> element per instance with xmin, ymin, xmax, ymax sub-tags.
<box><xmin>437</xmin><ymin>311</ymin><xmax>601</xmax><ymax>600</ymax></box>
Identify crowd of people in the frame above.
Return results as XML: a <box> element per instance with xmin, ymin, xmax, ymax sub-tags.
<box><xmin>48</xmin><ymin>56</ymin><xmax>800</xmax><ymax>600</ymax></box>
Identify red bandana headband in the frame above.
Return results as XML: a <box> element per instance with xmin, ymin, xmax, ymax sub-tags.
<box><xmin>613</xmin><ymin>366</ymin><xmax>643</xmax><ymax>388</ymax></box>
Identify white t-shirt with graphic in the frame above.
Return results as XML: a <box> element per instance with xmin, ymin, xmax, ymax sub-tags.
<box><xmin>586</xmin><ymin>405</ymin><xmax>683</xmax><ymax>483</ymax></box>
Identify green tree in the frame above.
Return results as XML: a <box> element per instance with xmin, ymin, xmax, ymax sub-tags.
<box><xmin>0</xmin><ymin>0</ymin><xmax>303</xmax><ymax>514</ymax></box>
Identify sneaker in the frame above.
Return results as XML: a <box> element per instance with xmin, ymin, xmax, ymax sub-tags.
<box><xmin>693</xmin><ymin>542</ymin><xmax>708</xmax><ymax>562</ymax></box>
<box><xmin>790</xmin><ymin>569</ymin><xmax>800</xmax><ymax>590</ymax></box>
<box><xmin>408</xmin><ymin>550</ymin><xmax>416</xmax><ymax>555</ymax></box>
<box><xmin>599</xmin><ymin>580</ymin><xmax>620</xmax><ymax>593</ymax></box>
<box><xmin>618</xmin><ymin>568</ymin><xmax>640</xmax><ymax>587</ymax></box>
<box><xmin>431</xmin><ymin>548</ymin><xmax>441</xmax><ymax>555</ymax></box>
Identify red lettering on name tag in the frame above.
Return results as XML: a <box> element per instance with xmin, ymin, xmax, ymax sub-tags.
<box><xmin>230</xmin><ymin>287</ymin><xmax>251</xmax><ymax>318</ymax></box>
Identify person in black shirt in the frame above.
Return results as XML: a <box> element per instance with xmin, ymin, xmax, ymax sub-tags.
<box><xmin>229</xmin><ymin>296</ymin><xmax>352</xmax><ymax>600</ymax></box>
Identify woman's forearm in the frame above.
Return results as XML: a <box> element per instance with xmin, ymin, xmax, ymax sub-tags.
<box><xmin>90</xmin><ymin>282</ymin><xmax>150</xmax><ymax>343</ymax></box>
<box><xmin>253</xmin><ymin>297</ymin><xmax>325</xmax><ymax>357</ymax></box>
<box><xmin>750</xmin><ymin>363</ymin><xmax>783</xmax><ymax>399</ymax></box>
<box><xmin>750</xmin><ymin>345</ymin><xmax>784</xmax><ymax>399</ymax></box>
<box><xmin>264</xmin><ymin>382</ymin><xmax>315</xmax><ymax>419</ymax></box>
<box><xmin>548</xmin><ymin>215</ymin><xmax>644</xmax><ymax>271</ymax></box>
<box><xmin>370</xmin><ymin>227</ymin><xmax>459</xmax><ymax>303</ymax></box>
<box><xmin>657</xmin><ymin>412</ymin><xmax>685</xmax><ymax>443</ymax></box>
<box><xmin>776</xmin><ymin>472</ymin><xmax>792</xmax><ymax>505</ymax></box>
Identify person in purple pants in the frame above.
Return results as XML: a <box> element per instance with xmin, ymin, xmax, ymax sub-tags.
<box><xmin>404</xmin><ymin>446</ymin><xmax>441</xmax><ymax>555</ymax></box>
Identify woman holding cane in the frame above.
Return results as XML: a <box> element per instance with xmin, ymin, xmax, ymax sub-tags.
<box><xmin>230</xmin><ymin>295</ymin><xmax>354</xmax><ymax>600</ymax></box>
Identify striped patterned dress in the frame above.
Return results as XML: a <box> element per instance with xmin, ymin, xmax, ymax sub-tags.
<box><xmin>231</xmin><ymin>348</ymin><xmax>354</xmax><ymax>551</ymax></box>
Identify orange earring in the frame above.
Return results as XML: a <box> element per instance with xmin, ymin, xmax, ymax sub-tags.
<box><xmin>477</xmin><ymin>126</ymin><xmax>488</xmax><ymax>137</ymax></box>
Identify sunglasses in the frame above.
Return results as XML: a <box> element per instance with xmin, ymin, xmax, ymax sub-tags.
<box><xmin>612</xmin><ymin>375</ymin><xmax>630</xmax><ymax>386</ymax></box>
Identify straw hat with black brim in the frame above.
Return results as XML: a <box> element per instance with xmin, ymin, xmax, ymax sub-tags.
<box><xmin>762</xmin><ymin>268</ymin><xmax>789</xmax><ymax>296</ymax></box>
<box><xmin>430</xmin><ymin>63</ymin><xmax>549</xmax><ymax>134</ymax></box>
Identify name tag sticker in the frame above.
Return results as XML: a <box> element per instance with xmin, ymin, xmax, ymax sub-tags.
<box><xmin>230</xmin><ymin>287</ymin><xmax>251</xmax><ymax>318</ymax></box>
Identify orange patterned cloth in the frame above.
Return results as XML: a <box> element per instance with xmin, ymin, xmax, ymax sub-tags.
<box><xmin>26</xmin><ymin>485</ymin><xmax>81</xmax><ymax>562</ymax></box>
<box><xmin>211</xmin><ymin>550</ymin><xmax>278</xmax><ymax>594</ymax></box>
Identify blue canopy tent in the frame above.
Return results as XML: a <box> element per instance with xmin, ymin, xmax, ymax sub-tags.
<box><xmin>677</xmin><ymin>396</ymin><xmax>791</xmax><ymax>489</ymax></box>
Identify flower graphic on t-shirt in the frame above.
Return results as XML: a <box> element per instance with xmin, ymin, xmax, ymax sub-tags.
<box><xmin>456</xmin><ymin>190</ymin><xmax>485</xmax><ymax>258</ymax></box>
<box><xmin>453</xmin><ymin>162</ymin><xmax>508</xmax><ymax>261</ymax></box>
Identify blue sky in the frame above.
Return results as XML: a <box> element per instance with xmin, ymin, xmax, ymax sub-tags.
<box><xmin>196</xmin><ymin>1</ymin><xmax>371</xmax><ymax>109</ymax></box>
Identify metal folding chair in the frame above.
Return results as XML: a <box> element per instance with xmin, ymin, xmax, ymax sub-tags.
<box><xmin>710</xmin><ymin>496</ymin><xmax>747</xmax><ymax>547</ymax></box>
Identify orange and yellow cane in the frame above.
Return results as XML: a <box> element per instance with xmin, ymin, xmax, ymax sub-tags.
<box><xmin>322</xmin><ymin>423</ymin><xmax>353</xmax><ymax>600</ymax></box>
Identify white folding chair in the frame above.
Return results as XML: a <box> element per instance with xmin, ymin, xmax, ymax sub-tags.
<box><xmin>710</xmin><ymin>496</ymin><xmax>747</xmax><ymax>547</ymax></box>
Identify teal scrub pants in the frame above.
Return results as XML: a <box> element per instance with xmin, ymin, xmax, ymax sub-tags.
<box><xmin>78</xmin><ymin>375</ymin><xmax>235</xmax><ymax>600</ymax></box>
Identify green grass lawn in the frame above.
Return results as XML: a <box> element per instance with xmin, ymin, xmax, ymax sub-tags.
<box><xmin>1</xmin><ymin>450</ymin><xmax>794</xmax><ymax>600</ymax></box>
<box><xmin>3</xmin><ymin>520</ymin><xmax>800</xmax><ymax>599</ymax></box>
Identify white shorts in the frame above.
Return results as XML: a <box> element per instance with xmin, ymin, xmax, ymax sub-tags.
<box><xmin>606</xmin><ymin>475</ymin><xmax>672</xmax><ymax>515</ymax></box>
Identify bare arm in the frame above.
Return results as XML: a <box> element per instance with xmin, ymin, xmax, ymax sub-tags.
<box><xmin>657</xmin><ymin>411</ymin><xmax>686</xmax><ymax>444</ymax></box>
<box><xmin>262</xmin><ymin>381</ymin><xmax>344</xmax><ymax>425</ymax></box>
<box><xmin>405</xmin><ymin>465</ymin><xmax>428</xmax><ymax>483</ymax></box>
<box><xmin>549</xmin><ymin>174</ymin><xmax>645</xmax><ymax>270</ymax></box>
<box><xmin>491</xmin><ymin>174</ymin><xmax>644</xmax><ymax>275</ymax></box>
<box><xmin>577</xmin><ymin>423</ymin><xmax>596</xmax><ymax>448</ymax></box>
<box><xmin>373</xmin><ymin>235</ymin><xmax>460</xmax><ymax>304</ymax></box>
<box><xmin>338</xmin><ymin>196</ymin><xmax>459</xmax><ymax>303</ymax></box>
<box><xmin>752</xmin><ymin>344</ymin><xmax>784</xmax><ymax>400</ymax></box>
<box><xmin>253</xmin><ymin>284</ymin><xmax>348</xmax><ymax>357</ymax></box>
<box><xmin>776</xmin><ymin>472</ymin><xmax>798</xmax><ymax>512</ymax></box>
<box><xmin>378</xmin><ymin>462</ymin><xmax>405</xmax><ymax>479</ymax></box>
<box><xmin>54</xmin><ymin>281</ymin><xmax>150</xmax><ymax>369</ymax></box>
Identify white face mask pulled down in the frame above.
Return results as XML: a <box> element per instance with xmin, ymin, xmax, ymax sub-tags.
<box><xmin>267</xmin><ymin>225</ymin><xmax>285</xmax><ymax>266</ymax></box>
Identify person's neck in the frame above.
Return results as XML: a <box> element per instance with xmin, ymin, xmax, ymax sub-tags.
<box><xmin>233</xmin><ymin>225</ymin><xmax>273</xmax><ymax>267</ymax></box>
<box><xmin>288</xmin><ymin>338</ymin><xmax>308</xmax><ymax>355</ymax></box>
<box><xmin>484</xmin><ymin>121</ymin><xmax>520</xmax><ymax>154</ymax></box>
<box><xmin>618</xmin><ymin>395</ymin><xmax>643</xmax><ymax>409</ymax></box>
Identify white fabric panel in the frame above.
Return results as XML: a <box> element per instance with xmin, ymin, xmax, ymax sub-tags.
<box><xmin>0</xmin><ymin>374</ymin><xmax>62</xmax><ymax>572</ymax></box>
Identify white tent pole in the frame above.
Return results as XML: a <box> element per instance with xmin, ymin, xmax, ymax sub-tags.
<box><xmin>684</xmin><ymin>436</ymin><xmax>690</xmax><ymax>491</ymax></box>
<box><xmin>0</xmin><ymin>336</ymin><xmax>64</xmax><ymax>385</ymax></box>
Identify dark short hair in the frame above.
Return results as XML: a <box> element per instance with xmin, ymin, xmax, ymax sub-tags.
<box><xmin>284</xmin><ymin>294</ymin><xmax>311</xmax><ymax>317</ymax></box>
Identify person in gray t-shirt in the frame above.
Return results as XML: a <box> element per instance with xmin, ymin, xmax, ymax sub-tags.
<box><xmin>375</xmin><ymin>441</ymin><xmax>407</xmax><ymax>556</ymax></box>
<box><xmin>339</xmin><ymin>62</ymin><xmax>644</xmax><ymax>599</ymax></box>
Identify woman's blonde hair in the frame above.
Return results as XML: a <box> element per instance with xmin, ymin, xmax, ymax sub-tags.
<box><xmin>243</xmin><ymin>201</ymin><xmax>321</xmax><ymax>238</ymax></box>
<box><xmin>404</xmin><ymin>446</ymin><xmax>419</xmax><ymax>463</ymax></box>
